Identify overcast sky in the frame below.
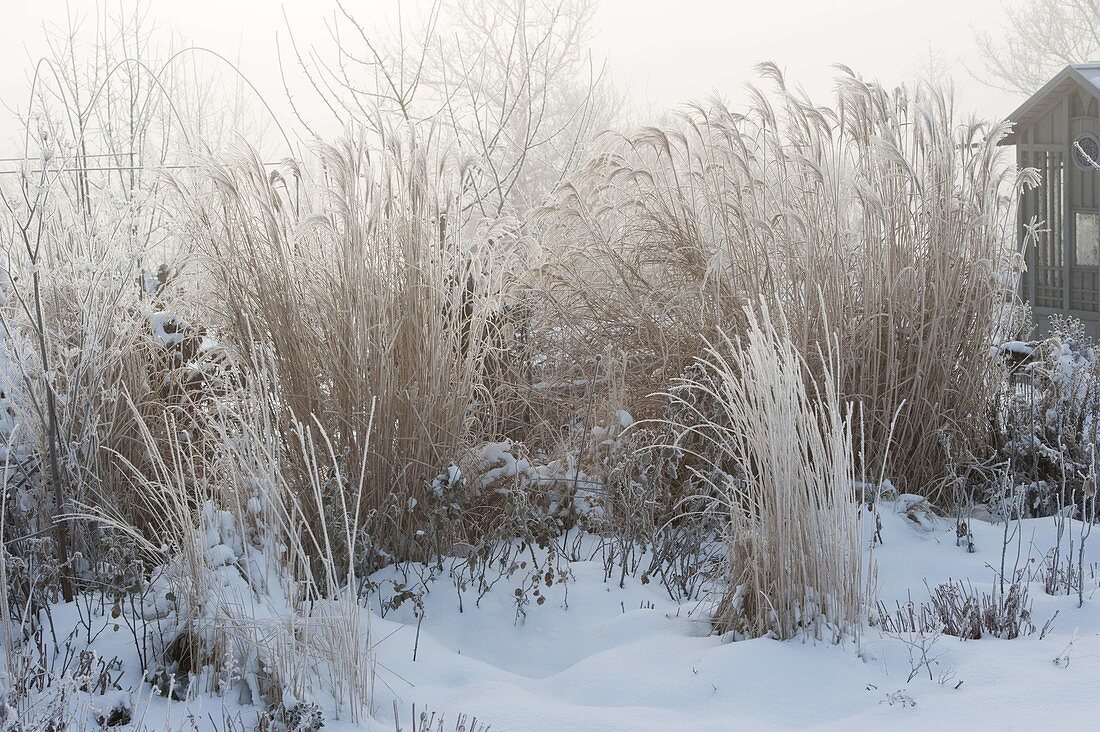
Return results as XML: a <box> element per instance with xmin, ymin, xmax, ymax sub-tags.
<box><xmin>0</xmin><ymin>0</ymin><xmax>1017</xmax><ymax>156</ymax></box>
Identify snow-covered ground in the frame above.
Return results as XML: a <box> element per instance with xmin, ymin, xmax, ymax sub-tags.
<box><xmin>12</xmin><ymin>499</ymin><xmax>1100</xmax><ymax>730</ymax></box>
<box><xmin>363</xmin><ymin>501</ymin><xmax>1100</xmax><ymax>731</ymax></box>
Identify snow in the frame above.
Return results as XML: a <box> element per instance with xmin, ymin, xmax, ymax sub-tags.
<box><xmin>991</xmin><ymin>340</ymin><xmax>1035</xmax><ymax>359</ymax></box>
<box><xmin>10</xmin><ymin>500</ymin><xmax>1100</xmax><ymax>730</ymax></box>
<box><xmin>150</xmin><ymin>311</ymin><xmax>188</xmax><ymax>347</ymax></box>
<box><xmin>359</xmin><ymin>502</ymin><xmax>1100</xmax><ymax>731</ymax></box>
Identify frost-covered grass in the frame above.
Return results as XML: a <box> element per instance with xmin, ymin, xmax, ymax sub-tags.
<box><xmin>663</xmin><ymin>311</ymin><xmax>862</xmax><ymax>642</ymax></box>
<box><xmin>536</xmin><ymin>65</ymin><xmax>1024</xmax><ymax>496</ymax></box>
<box><xmin>173</xmin><ymin>138</ymin><xmax>527</xmax><ymax>564</ymax></box>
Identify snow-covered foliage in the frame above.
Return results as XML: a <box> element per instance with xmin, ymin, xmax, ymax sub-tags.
<box><xmin>994</xmin><ymin>316</ymin><xmax>1100</xmax><ymax>518</ymax></box>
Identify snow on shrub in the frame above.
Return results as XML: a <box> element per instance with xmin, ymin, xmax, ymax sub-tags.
<box><xmin>995</xmin><ymin>316</ymin><xmax>1100</xmax><ymax>518</ymax></box>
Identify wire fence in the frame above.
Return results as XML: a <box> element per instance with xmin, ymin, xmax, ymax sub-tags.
<box><xmin>0</xmin><ymin>153</ymin><xmax>285</xmax><ymax>176</ymax></box>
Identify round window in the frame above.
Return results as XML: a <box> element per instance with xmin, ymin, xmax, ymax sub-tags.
<box><xmin>1075</xmin><ymin>133</ymin><xmax>1100</xmax><ymax>170</ymax></box>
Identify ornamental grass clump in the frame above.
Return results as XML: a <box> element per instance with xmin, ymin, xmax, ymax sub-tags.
<box><xmin>537</xmin><ymin>64</ymin><xmax>1024</xmax><ymax>499</ymax></box>
<box><xmin>665</xmin><ymin>309</ymin><xmax>862</xmax><ymax>642</ymax></box>
<box><xmin>173</xmin><ymin>132</ymin><xmax>524</xmax><ymax>566</ymax></box>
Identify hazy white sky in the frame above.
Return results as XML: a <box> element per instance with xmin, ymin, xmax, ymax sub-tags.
<box><xmin>0</xmin><ymin>0</ymin><xmax>1017</xmax><ymax>155</ymax></box>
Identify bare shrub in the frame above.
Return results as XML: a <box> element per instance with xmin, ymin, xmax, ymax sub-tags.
<box><xmin>926</xmin><ymin>580</ymin><xmax>1037</xmax><ymax>640</ymax></box>
<box><xmin>391</xmin><ymin>705</ymin><xmax>491</xmax><ymax>732</ymax></box>
<box><xmin>0</xmin><ymin>3</ymin><xmax>272</xmax><ymax>605</ymax></box>
<box><xmin>0</xmin><ymin>138</ymin><xmax>217</xmax><ymax>604</ymax></box>
<box><xmin>285</xmin><ymin>0</ymin><xmax>620</xmax><ymax>215</ymax></box>
<box><xmin>974</xmin><ymin>0</ymin><xmax>1100</xmax><ymax>95</ymax></box>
